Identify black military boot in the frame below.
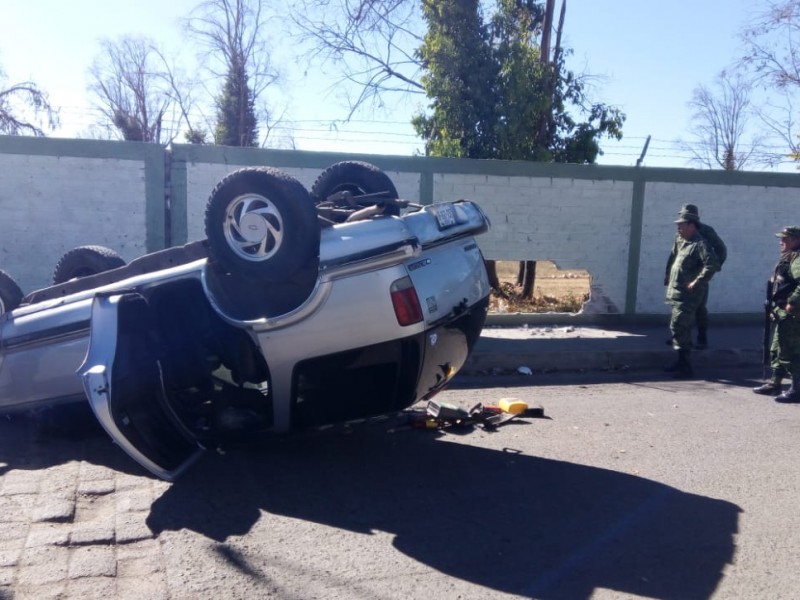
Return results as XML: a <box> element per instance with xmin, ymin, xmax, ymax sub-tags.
<box><xmin>695</xmin><ymin>327</ymin><xmax>708</xmax><ymax>350</ymax></box>
<box><xmin>663</xmin><ymin>353</ymin><xmax>680</xmax><ymax>372</ymax></box>
<box><xmin>673</xmin><ymin>350</ymin><xmax>694</xmax><ymax>379</ymax></box>
<box><xmin>753</xmin><ymin>372</ymin><xmax>783</xmax><ymax>396</ymax></box>
<box><xmin>664</xmin><ymin>350</ymin><xmax>693</xmax><ymax>379</ymax></box>
<box><xmin>775</xmin><ymin>377</ymin><xmax>799</xmax><ymax>403</ymax></box>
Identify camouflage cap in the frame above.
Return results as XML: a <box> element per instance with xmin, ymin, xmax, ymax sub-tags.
<box><xmin>678</xmin><ymin>203</ymin><xmax>700</xmax><ymax>218</ymax></box>
<box><xmin>775</xmin><ymin>226</ymin><xmax>800</xmax><ymax>239</ymax></box>
<box><xmin>675</xmin><ymin>212</ymin><xmax>699</xmax><ymax>224</ymax></box>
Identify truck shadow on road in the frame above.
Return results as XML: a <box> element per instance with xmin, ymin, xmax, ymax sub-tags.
<box><xmin>147</xmin><ymin>425</ymin><xmax>740</xmax><ymax>600</ymax></box>
<box><xmin>0</xmin><ymin>406</ymin><xmax>143</xmax><ymax>479</ymax></box>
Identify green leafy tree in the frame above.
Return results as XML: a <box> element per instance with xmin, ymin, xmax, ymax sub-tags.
<box><xmin>411</xmin><ymin>0</ymin><xmax>497</xmax><ymax>158</ymax></box>
<box><xmin>490</xmin><ymin>0</ymin><xmax>548</xmax><ymax>161</ymax></box>
<box><xmin>413</xmin><ymin>0</ymin><xmax>624</xmax><ymax>163</ymax></box>
<box><xmin>291</xmin><ymin>0</ymin><xmax>622</xmax><ymax>163</ymax></box>
<box><xmin>214</xmin><ymin>53</ymin><xmax>259</xmax><ymax>146</ymax></box>
<box><xmin>413</xmin><ymin>0</ymin><xmax>624</xmax><ymax>298</ymax></box>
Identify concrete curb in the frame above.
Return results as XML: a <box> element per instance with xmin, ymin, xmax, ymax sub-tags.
<box><xmin>462</xmin><ymin>322</ymin><xmax>764</xmax><ymax>375</ymax></box>
<box><xmin>464</xmin><ymin>348</ymin><xmax>762</xmax><ymax>375</ymax></box>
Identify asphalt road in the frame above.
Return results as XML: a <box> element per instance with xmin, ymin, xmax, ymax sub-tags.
<box><xmin>2</xmin><ymin>366</ymin><xmax>799</xmax><ymax>599</ymax></box>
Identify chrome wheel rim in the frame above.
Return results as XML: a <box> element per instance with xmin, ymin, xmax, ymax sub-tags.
<box><xmin>223</xmin><ymin>193</ymin><xmax>284</xmax><ymax>262</ymax></box>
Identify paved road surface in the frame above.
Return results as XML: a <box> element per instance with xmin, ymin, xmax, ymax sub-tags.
<box><xmin>1</xmin><ymin>365</ymin><xmax>798</xmax><ymax>599</ymax></box>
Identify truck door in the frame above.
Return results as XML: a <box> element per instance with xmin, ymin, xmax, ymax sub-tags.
<box><xmin>79</xmin><ymin>293</ymin><xmax>203</xmax><ymax>481</ymax></box>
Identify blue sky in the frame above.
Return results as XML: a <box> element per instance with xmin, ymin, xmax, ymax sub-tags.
<box><xmin>0</xmin><ymin>0</ymin><xmax>783</xmax><ymax>169</ymax></box>
<box><xmin>566</xmin><ymin>0</ymin><xmax>766</xmax><ymax>168</ymax></box>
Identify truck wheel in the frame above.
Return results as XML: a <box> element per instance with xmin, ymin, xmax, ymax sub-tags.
<box><xmin>311</xmin><ymin>161</ymin><xmax>400</xmax><ymax>218</ymax></box>
<box><xmin>204</xmin><ymin>167</ymin><xmax>320</xmax><ymax>281</ymax></box>
<box><xmin>52</xmin><ymin>246</ymin><xmax>126</xmax><ymax>284</ymax></box>
<box><xmin>0</xmin><ymin>270</ymin><xmax>23</xmax><ymax>314</ymax></box>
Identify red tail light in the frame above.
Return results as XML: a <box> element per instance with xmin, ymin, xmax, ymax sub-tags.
<box><xmin>390</xmin><ymin>277</ymin><xmax>423</xmax><ymax>326</ymax></box>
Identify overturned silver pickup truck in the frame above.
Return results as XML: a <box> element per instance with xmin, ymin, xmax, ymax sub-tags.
<box><xmin>0</xmin><ymin>162</ymin><xmax>491</xmax><ymax>480</ymax></box>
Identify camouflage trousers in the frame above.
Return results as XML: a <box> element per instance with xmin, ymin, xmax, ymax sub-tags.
<box><xmin>769</xmin><ymin>314</ymin><xmax>800</xmax><ymax>378</ymax></box>
<box><xmin>669</xmin><ymin>300</ymin><xmax>700</xmax><ymax>351</ymax></box>
<box><xmin>695</xmin><ymin>286</ymin><xmax>709</xmax><ymax>330</ymax></box>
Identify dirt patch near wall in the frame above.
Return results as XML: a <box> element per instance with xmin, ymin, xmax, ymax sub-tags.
<box><xmin>490</xmin><ymin>260</ymin><xmax>591</xmax><ymax>313</ymax></box>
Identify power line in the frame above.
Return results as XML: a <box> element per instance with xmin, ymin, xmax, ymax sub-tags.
<box><xmin>45</xmin><ymin>105</ymin><xmax>800</xmax><ymax>168</ymax></box>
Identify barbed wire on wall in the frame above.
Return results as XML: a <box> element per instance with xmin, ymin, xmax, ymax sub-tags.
<box><xmin>51</xmin><ymin>104</ymin><xmax>799</xmax><ymax>169</ymax></box>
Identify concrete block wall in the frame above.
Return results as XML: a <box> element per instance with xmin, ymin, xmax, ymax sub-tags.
<box><xmin>168</xmin><ymin>145</ymin><xmax>424</xmax><ymax>245</ymax></box>
<box><xmin>636</xmin><ymin>182</ymin><xmax>800</xmax><ymax>313</ymax></box>
<box><xmin>432</xmin><ymin>173</ymin><xmax>633</xmax><ymax>313</ymax></box>
<box><xmin>3</xmin><ymin>135</ymin><xmax>800</xmax><ymax>317</ymax></box>
<box><xmin>638</xmin><ymin>177</ymin><xmax>800</xmax><ymax>315</ymax></box>
<box><xmin>0</xmin><ymin>137</ymin><xmax>165</xmax><ymax>295</ymax></box>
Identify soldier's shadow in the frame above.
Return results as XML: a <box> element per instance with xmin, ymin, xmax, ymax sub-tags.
<box><xmin>147</xmin><ymin>425</ymin><xmax>740</xmax><ymax>600</ymax></box>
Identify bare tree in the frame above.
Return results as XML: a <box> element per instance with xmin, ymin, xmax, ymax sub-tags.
<box><xmin>753</xmin><ymin>91</ymin><xmax>800</xmax><ymax>164</ymax></box>
<box><xmin>289</xmin><ymin>0</ymin><xmax>424</xmax><ymax>117</ymax></box>
<box><xmin>739</xmin><ymin>0</ymin><xmax>800</xmax><ymax>164</ymax></box>
<box><xmin>684</xmin><ymin>71</ymin><xmax>758</xmax><ymax>170</ymax></box>
<box><xmin>88</xmin><ymin>36</ymin><xmax>177</xmax><ymax>143</ymax></box>
<box><xmin>185</xmin><ymin>0</ymin><xmax>285</xmax><ymax>145</ymax></box>
<box><xmin>740</xmin><ymin>0</ymin><xmax>800</xmax><ymax>89</ymax></box>
<box><xmin>0</xmin><ymin>66</ymin><xmax>59</xmax><ymax>136</ymax></box>
<box><xmin>149</xmin><ymin>46</ymin><xmax>210</xmax><ymax>144</ymax></box>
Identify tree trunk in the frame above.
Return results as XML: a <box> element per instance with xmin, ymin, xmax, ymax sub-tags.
<box><xmin>521</xmin><ymin>261</ymin><xmax>536</xmax><ymax>299</ymax></box>
<box><xmin>485</xmin><ymin>259</ymin><xmax>500</xmax><ymax>290</ymax></box>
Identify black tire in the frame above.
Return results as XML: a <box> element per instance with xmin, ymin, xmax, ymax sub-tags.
<box><xmin>204</xmin><ymin>167</ymin><xmax>320</xmax><ymax>281</ymax></box>
<box><xmin>0</xmin><ymin>269</ymin><xmax>23</xmax><ymax>314</ymax></box>
<box><xmin>52</xmin><ymin>245</ymin><xmax>126</xmax><ymax>284</ymax></box>
<box><xmin>311</xmin><ymin>161</ymin><xmax>400</xmax><ymax>217</ymax></box>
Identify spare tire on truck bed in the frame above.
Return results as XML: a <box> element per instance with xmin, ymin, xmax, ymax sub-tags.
<box><xmin>52</xmin><ymin>245</ymin><xmax>126</xmax><ymax>284</ymax></box>
<box><xmin>311</xmin><ymin>161</ymin><xmax>400</xmax><ymax>223</ymax></box>
<box><xmin>204</xmin><ymin>167</ymin><xmax>320</xmax><ymax>281</ymax></box>
<box><xmin>0</xmin><ymin>269</ymin><xmax>23</xmax><ymax>314</ymax></box>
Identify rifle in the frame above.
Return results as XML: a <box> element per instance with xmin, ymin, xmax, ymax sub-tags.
<box><xmin>763</xmin><ymin>279</ymin><xmax>773</xmax><ymax>379</ymax></box>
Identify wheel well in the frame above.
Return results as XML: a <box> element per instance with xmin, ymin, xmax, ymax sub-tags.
<box><xmin>133</xmin><ymin>280</ymin><xmax>274</xmax><ymax>439</ymax></box>
<box><xmin>145</xmin><ymin>280</ymin><xmax>270</xmax><ymax>389</ymax></box>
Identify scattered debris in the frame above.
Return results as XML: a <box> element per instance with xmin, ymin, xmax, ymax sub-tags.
<box><xmin>427</xmin><ymin>400</ymin><xmax>470</xmax><ymax>420</ymax></box>
<box><xmin>388</xmin><ymin>399</ymin><xmax>545</xmax><ymax>434</ymax></box>
<box><xmin>517</xmin><ymin>366</ymin><xmax>533</xmax><ymax>376</ymax></box>
<box><xmin>498</xmin><ymin>398</ymin><xmax>528</xmax><ymax>414</ymax></box>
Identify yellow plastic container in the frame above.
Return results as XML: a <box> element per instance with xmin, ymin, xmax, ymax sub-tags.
<box><xmin>498</xmin><ymin>398</ymin><xmax>528</xmax><ymax>414</ymax></box>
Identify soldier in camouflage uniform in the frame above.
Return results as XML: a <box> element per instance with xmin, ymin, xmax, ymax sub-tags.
<box><xmin>665</xmin><ymin>204</ymin><xmax>727</xmax><ymax>348</ymax></box>
<box><xmin>753</xmin><ymin>226</ymin><xmax>800</xmax><ymax>402</ymax></box>
<box><xmin>664</xmin><ymin>211</ymin><xmax>720</xmax><ymax>379</ymax></box>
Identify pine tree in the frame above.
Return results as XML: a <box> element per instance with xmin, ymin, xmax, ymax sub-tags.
<box><xmin>214</xmin><ymin>53</ymin><xmax>259</xmax><ymax>147</ymax></box>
